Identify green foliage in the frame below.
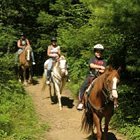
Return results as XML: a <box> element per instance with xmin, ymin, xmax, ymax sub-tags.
<box><xmin>0</xmin><ymin>54</ymin><xmax>49</xmax><ymax>139</ymax></box>
<box><xmin>37</xmin><ymin>11</ymin><xmax>55</xmax><ymax>27</ymax></box>
<box><xmin>0</xmin><ymin>0</ymin><xmax>140</xmax><ymax>139</ymax></box>
<box><xmin>0</xmin><ymin>54</ymin><xmax>16</xmax><ymax>85</ymax></box>
<box><xmin>111</xmin><ymin>82</ymin><xmax>140</xmax><ymax>140</ymax></box>
<box><xmin>0</xmin><ymin>81</ymin><xmax>49</xmax><ymax>140</ymax></box>
<box><xmin>0</xmin><ymin>25</ymin><xmax>17</xmax><ymax>54</ymax></box>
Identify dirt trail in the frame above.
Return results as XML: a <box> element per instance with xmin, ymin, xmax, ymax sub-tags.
<box><xmin>25</xmin><ymin>78</ymin><xmax>127</xmax><ymax>140</ymax></box>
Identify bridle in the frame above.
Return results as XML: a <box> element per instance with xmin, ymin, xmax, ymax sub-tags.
<box><xmin>88</xmin><ymin>71</ymin><xmax>119</xmax><ymax>112</ymax></box>
<box><xmin>102</xmin><ymin>74</ymin><xmax>119</xmax><ymax>103</ymax></box>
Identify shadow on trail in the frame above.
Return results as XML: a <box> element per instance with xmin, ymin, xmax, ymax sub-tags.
<box><xmin>50</xmin><ymin>96</ymin><xmax>74</xmax><ymax>109</ymax></box>
<box><xmin>86</xmin><ymin>132</ymin><xmax>117</xmax><ymax>140</ymax></box>
<box><xmin>61</xmin><ymin>96</ymin><xmax>74</xmax><ymax>108</ymax></box>
<box><xmin>47</xmin><ymin>84</ymin><xmax>74</xmax><ymax>108</ymax></box>
<box><xmin>32</xmin><ymin>79</ymin><xmax>39</xmax><ymax>85</ymax></box>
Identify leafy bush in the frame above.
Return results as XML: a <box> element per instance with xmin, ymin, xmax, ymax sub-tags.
<box><xmin>0</xmin><ymin>54</ymin><xmax>49</xmax><ymax>140</ymax></box>
<box><xmin>111</xmin><ymin>82</ymin><xmax>140</xmax><ymax>140</ymax></box>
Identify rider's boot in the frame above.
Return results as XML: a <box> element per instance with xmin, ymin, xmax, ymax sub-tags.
<box><xmin>77</xmin><ymin>102</ymin><xmax>84</xmax><ymax>110</ymax></box>
<box><xmin>31</xmin><ymin>52</ymin><xmax>36</xmax><ymax>65</ymax></box>
<box><xmin>46</xmin><ymin>70</ymin><xmax>51</xmax><ymax>85</ymax></box>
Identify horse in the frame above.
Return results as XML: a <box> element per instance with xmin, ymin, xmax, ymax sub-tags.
<box><xmin>18</xmin><ymin>46</ymin><xmax>33</xmax><ymax>85</ymax></box>
<box><xmin>42</xmin><ymin>55</ymin><xmax>68</xmax><ymax>110</ymax></box>
<box><xmin>81</xmin><ymin>66</ymin><xmax>120</xmax><ymax>140</ymax></box>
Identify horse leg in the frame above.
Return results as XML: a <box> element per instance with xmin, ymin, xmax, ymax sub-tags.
<box><xmin>60</xmin><ymin>78</ymin><xmax>66</xmax><ymax>94</ymax></box>
<box><xmin>18</xmin><ymin>66</ymin><xmax>22</xmax><ymax>83</ymax></box>
<box><xmin>54</xmin><ymin>83</ymin><xmax>62</xmax><ymax>110</ymax></box>
<box><xmin>58</xmin><ymin>91</ymin><xmax>62</xmax><ymax>110</ymax></box>
<box><xmin>93</xmin><ymin>113</ymin><xmax>102</xmax><ymax>140</ymax></box>
<box><xmin>23</xmin><ymin>68</ymin><xmax>27</xmax><ymax>85</ymax></box>
<box><xmin>28</xmin><ymin>67</ymin><xmax>33</xmax><ymax>84</ymax></box>
<box><xmin>103</xmin><ymin>112</ymin><xmax>113</xmax><ymax>140</ymax></box>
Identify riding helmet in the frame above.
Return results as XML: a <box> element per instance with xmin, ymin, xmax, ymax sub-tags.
<box><xmin>21</xmin><ymin>32</ymin><xmax>25</xmax><ymax>37</ymax></box>
<box><xmin>51</xmin><ymin>37</ymin><xmax>57</xmax><ymax>42</ymax></box>
<box><xmin>93</xmin><ymin>44</ymin><xmax>104</xmax><ymax>52</ymax></box>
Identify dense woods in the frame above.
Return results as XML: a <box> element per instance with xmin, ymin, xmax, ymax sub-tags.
<box><xmin>0</xmin><ymin>0</ymin><xmax>140</xmax><ymax>139</ymax></box>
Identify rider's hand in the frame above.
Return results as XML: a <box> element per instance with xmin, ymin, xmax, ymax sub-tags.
<box><xmin>100</xmin><ymin>66</ymin><xmax>105</xmax><ymax>70</ymax></box>
<box><xmin>99</xmin><ymin>69</ymin><xmax>105</xmax><ymax>73</ymax></box>
<box><xmin>54</xmin><ymin>53</ymin><xmax>59</xmax><ymax>58</ymax></box>
<box><xmin>50</xmin><ymin>53</ymin><xmax>58</xmax><ymax>58</ymax></box>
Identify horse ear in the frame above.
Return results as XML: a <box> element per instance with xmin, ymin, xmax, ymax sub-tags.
<box><xmin>117</xmin><ymin>66</ymin><xmax>121</xmax><ymax>74</ymax></box>
<box><xmin>60</xmin><ymin>55</ymin><xmax>65</xmax><ymax>60</ymax></box>
<box><xmin>106</xmin><ymin>65</ymin><xmax>113</xmax><ymax>71</ymax></box>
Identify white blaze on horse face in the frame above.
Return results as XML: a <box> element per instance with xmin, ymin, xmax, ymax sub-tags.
<box><xmin>112</xmin><ymin>77</ymin><xmax>118</xmax><ymax>98</ymax></box>
<box><xmin>27</xmin><ymin>49</ymin><xmax>30</xmax><ymax>61</ymax></box>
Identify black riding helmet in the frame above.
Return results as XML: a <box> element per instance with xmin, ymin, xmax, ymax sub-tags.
<box><xmin>20</xmin><ymin>33</ymin><xmax>26</xmax><ymax>39</ymax></box>
<box><xmin>51</xmin><ymin>37</ymin><xmax>57</xmax><ymax>42</ymax></box>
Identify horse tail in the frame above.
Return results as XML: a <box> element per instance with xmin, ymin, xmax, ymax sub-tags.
<box><xmin>42</xmin><ymin>71</ymin><xmax>46</xmax><ymax>91</ymax></box>
<box><xmin>81</xmin><ymin>102</ymin><xmax>93</xmax><ymax>134</ymax></box>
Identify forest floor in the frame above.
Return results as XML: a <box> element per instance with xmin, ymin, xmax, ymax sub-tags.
<box><xmin>25</xmin><ymin>78</ymin><xmax>128</xmax><ymax>140</ymax></box>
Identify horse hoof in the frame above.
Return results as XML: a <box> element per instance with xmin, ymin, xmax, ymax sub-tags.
<box><xmin>23</xmin><ymin>82</ymin><xmax>28</xmax><ymax>86</ymax></box>
<box><xmin>59</xmin><ymin>107</ymin><xmax>62</xmax><ymax>110</ymax></box>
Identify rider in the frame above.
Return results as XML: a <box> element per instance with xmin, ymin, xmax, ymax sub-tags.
<box><xmin>45</xmin><ymin>37</ymin><xmax>61</xmax><ymax>84</ymax></box>
<box><xmin>15</xmin><ymin>33</ymin><xmax>36</xmax><ymax>65</ymax></box>
<box><xmin>77</xmin><ymin>44</ymin><xmax>106</xmax><ymax>110</ymax></box>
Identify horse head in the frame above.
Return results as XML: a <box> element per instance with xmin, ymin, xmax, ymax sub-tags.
<box><xmin>58</xmin><ymin>55</ymin><xmax>67</xmax><ymax>77</ymax></box>
<box><xmin>24</xmin><ymin>46</ymin><xmax>32</xmax><ymax>61</ymax></box>
<box><xmin>103</xmin><ymin>65</ymin><xmax>120</xmax><ymax>101</ymax></box>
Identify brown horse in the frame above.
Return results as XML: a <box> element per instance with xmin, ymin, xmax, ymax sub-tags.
<box><xmin>81</xmin><ymin>66</ymin><xmax>120</xmax><ymax>140</ymax></box>
<box><xmin>18</xmin><ymin>46</ymin><xmax>33</xmax><ymax>85</ymax></box>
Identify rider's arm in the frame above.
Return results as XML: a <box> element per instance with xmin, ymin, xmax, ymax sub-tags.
<box><xmin>89</xmin><ymin>57</ymin><xmax>106</xmax><ymax>74</ymax></box>
<box><xmin>26</xmin><ymin>39</ymin><xmax>30</xmax><ymax>47</ymax></box>
<box><xmin>17</xmin><ymin>40</ymin><xmax>23</xmax><ymax>49</ymax></box>
<box><xmin>90</xmin><ymin>63</ymin><xmax>105</xmax><ymax>70</ymax></box>
<box><xmin>57</xmin><ymin>46</ymin><xmax>61</xmax><ymax>57</ymax></box>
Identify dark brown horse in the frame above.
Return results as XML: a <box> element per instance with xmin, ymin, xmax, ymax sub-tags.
<box><xmin>81</xmin><ymin>66</ymin><xmax>120</xmax><ymax>140</ymax></box>
<box><xmin>18</xmin><ymin>46</ymin><xmax>33</xmax><ymax>85</ymax></box>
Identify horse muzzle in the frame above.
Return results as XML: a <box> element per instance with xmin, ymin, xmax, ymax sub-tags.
<box><xmin>110</xmin><ymin>89</ymin><xmax>118</xmax><ymax>101</ymax></box>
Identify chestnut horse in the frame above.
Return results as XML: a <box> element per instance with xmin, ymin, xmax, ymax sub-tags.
<box><xmin>81</xmin><ymin>66</ymin><xmax>120</xmax><ymax>140</ymax></box>
<box><xmin>42</xmin><ymin>55</ymin><xmax>68</xmax><ymax>110</ymax></box>
<box><xmin>18</xmin><ymin>46</ymin><xmax>33</xmax><ymax>85</ymax></box>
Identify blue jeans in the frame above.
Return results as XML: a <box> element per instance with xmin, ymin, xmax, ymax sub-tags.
<box><xmin>46</xmin><ymin>58</ymin><xmax>54</xmax><ymax>80</ymax></box>
<box><xmin>78</xmin><ymin>74</ymin><xmax>95</xmax><ymax>101</ymax></box>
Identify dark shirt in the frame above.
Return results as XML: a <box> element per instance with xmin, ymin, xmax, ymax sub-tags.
<box><xmin>88</xmin><ymin>56</ymin><xmax>106</xmax><ymax>76</ymax></box>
